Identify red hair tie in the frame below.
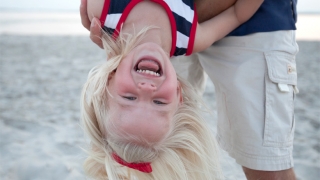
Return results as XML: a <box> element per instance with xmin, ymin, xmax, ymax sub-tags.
<box><xmin>112</xmin><ymin>153</ymin><xmax>152</xmax><ymax>173</ymax></box>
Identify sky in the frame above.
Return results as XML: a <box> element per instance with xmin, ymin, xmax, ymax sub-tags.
<box><xmin>0</xmin><ymin>0</ymin><xmax>319</xmax><ymax>13</ymax></box>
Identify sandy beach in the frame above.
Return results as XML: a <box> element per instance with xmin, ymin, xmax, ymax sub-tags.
<box><xmin>0</xmin><ymin>12</ymin><xmax>319</xmax><ymax>180</ymax></box>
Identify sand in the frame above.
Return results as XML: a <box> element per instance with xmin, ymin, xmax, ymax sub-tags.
<box><xmin>0</xmin><ymin>12</ymin><xmax>319</xmax><ymax>180</ymax></box>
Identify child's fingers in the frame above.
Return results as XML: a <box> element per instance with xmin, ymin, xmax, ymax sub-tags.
<box><xmin>90</xmin><ymin>18</ymin><xmax>104</xmax><ymax>49</ymax></box>
<box><xmin>80</xmin><ymin>0</ymin><xmax>91</xmax><ymax>30</ymax></box>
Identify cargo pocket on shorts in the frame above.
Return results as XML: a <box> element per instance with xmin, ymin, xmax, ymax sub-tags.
<box><xmin>263</xmin><ymin>51</ymin><xmax>298</xmax><ymax>147</ymax></box>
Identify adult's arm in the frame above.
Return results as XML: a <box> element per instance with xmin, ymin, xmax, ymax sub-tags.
<box><xmin>80</xmin><ymin>0</ymin><xmax>237</xmax><ymax>49</ymax></box>
<box><xmin>193</xmin><ymin>0</ymin><xmax>264</xmax><ymax>53</ymax></box>
<box><xmin>195</xmin><ymin>0</ymin><xmax>236</xmax><ymax>23</ymax></box>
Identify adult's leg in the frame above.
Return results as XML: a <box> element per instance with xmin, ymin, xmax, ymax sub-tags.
<box><xmin>198</xmin><ymin>30</ymin><xmax>299</xmax><ymax>178</ymax></box>
<box><xmin>171</xmin><ymin>55</ymin><xmax>207</xmax><ymax>96</ymax></box>
<box><xmin>243</xmin><ymin>167</ymin><xmax>296</xmax><ymax>180</ymax></box>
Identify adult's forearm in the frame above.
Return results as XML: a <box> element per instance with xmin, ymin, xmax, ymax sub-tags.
<box><xmin>195</xmin><ymin>0</ymin><xmax>236</xmax><ymax>23</ymax></box>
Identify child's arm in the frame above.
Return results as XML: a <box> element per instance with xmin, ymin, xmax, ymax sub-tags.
<box><xmin>193</xmin><ymin>0</ymin><xmax>264</xmax><ymax>53</ymax></box>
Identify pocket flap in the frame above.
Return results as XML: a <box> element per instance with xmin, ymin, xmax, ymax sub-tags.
<box><xmin>265</xmin><ymin>51</ymin><xmax>297</xmax><ymax>85</ymax></box>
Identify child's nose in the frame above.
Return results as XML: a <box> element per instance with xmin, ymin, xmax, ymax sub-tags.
<box><xmin>138</xmin><ymin>82</ymin><xmax>156</xmax><ymax>92</ymax></box>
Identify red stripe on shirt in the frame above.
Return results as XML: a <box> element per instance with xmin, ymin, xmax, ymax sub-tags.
<box><xmin>100</xmin><ymin>0</ymin><xmax>110</xmax><ymax>27</ymax></box>
<box><xmin>186</xmin><ymin>3</ymin><xmax>197</xmax><ymax>56</ymax></box>
<box><xmin>113</xmin><ymin>0</ymin><xmax>143</xmax><ymax>39</ymax></box>
<box><xmin>151</xmin><ymin>0</ymin><xmax>177</xmax><ymax>57</ymax></box>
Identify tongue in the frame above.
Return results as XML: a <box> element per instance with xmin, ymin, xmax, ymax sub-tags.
<box><xmin>137</xmin><ymin>60</ymin><xmax>159</xmax><ymax>72</ymax></box>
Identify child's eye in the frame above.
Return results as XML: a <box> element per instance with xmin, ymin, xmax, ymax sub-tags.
<box><xmin>123</xmin><ymin>96</ymin><xmax>136</xmax><ymax>100</ymax></box>
<box><xmin>153</xmin><ymin>100</ymin><xmax>166</xmax><ymax>105</ymax></box>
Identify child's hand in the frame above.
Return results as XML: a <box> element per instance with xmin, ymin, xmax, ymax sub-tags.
<box><xmin>80</xmin><ymin>0</ymin><xmax>104</xmax><ymax>49</ymax></box>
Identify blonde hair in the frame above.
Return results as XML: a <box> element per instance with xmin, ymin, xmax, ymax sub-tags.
<box><xmin>80</xmin><ymin>27</ymin><xmax>224</xmax><ymax>180</ymax></box>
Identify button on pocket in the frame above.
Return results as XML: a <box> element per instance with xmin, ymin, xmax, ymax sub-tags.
<box><xmin>263</xmin><ymin>51</ymin><xmax>297</xmax><ymax>147</ymax></box>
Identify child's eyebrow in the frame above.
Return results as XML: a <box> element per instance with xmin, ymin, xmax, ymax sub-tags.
<box><xmin>118</xmin><ymin>103</ymin><xmax>170</xmax><ymax>116</ymax></box>
<box><xmin>118</xmin><ymin>103</ymin><xmax>131</xmax><ymax>109</ymax></box>
<box><xmin>157</xmin><ymin>110</ymin><xmax>170</xmax><ymax>116</ymax></box>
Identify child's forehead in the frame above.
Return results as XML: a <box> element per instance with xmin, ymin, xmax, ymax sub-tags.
<box><xmin>109</xmin><ymin>113</ymin><xmax>171</xmax><ymax>143</ymax></box>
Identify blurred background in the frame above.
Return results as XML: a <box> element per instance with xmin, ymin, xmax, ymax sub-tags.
<box><xmin>0</xmin><ymin>0</ymin><xmax>319</xmax><ymax>180</ymax></box>
<box><xmin>0</xmin><ymin>0</ymin><xmax>319</xmax><ymax>38</ymax></box>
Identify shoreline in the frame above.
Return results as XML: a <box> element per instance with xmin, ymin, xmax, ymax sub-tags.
<box><xmin>0</xmin><ymin>12</ymin><xmax>319</xmax><ymax>41</ymax></box>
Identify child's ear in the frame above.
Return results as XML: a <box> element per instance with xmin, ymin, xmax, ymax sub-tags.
<box><xmin>177</xmin><ymin>81</ymin><xmax>183</xmax><ymax>105</ymax></box>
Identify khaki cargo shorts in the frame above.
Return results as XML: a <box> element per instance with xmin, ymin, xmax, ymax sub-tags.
<box><xmin>172</xmin><ymin>30</ymin><xmax>299</xmax><ymax>171</ymax></box>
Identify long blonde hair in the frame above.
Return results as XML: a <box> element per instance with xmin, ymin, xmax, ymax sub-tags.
<box><xmin>80</xmin><ymin>27</ymin><xmax>224</xmax><ymax>180</ymax></box>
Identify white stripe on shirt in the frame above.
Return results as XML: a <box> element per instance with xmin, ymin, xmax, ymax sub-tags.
<box><xmin>105</xmin><ymin>13</ymin><xmax>122</xmax><ymax>29</ymax></box>
<box><xmin>164</xmin><ymin>0</ymin><xmax>194</xmax><ymax>23</ymax></box>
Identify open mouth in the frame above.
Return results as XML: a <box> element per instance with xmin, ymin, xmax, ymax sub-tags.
<box><xmin>135</xmin><ymin>59</ymin><xmax>162</xmax><ymax>77</ymax></box>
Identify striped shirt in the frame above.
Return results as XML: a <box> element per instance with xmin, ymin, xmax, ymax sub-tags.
<box><xmin>99</xmin><ymin>0</ymin><xmax>198</xmax><ymax>57</ymax></box>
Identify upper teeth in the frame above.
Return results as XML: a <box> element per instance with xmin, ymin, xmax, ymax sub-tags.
<box><xmin>137</xmin><ymin>69</ymin><xmax>160</xmax><ymax>76</ymax></box>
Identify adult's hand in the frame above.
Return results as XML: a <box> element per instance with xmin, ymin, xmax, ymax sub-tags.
<box><xmin>80</xmin><ymin>0</ymin><xmax>104</xmax><ymax>49</ymax></box>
